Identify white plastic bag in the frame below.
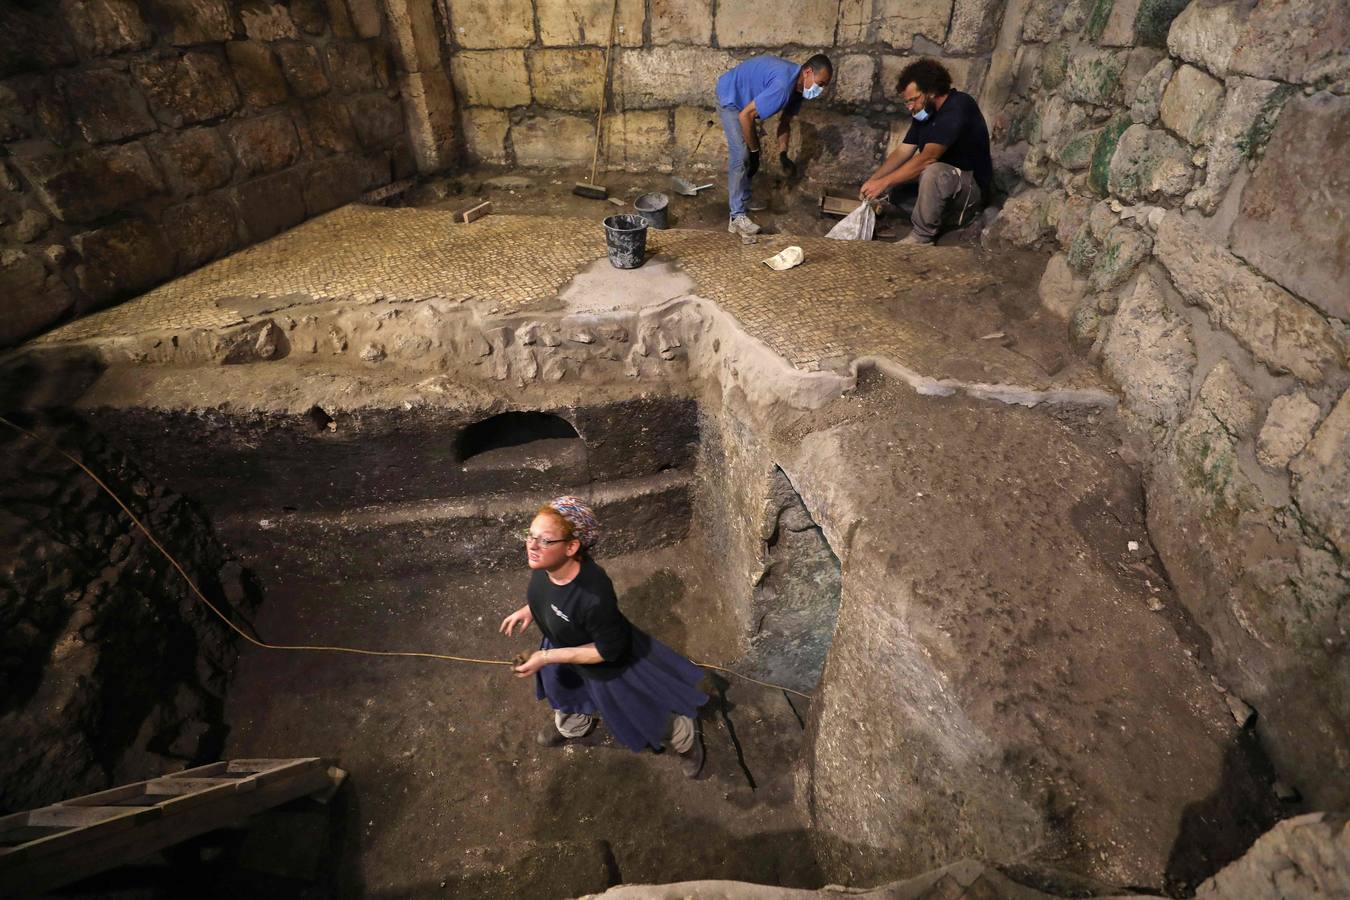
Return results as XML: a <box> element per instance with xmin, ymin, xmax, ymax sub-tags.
<box><xmin>825</xmin><ymin>201</ymin><xmax>876</xmax><ymax>241</ymax></box>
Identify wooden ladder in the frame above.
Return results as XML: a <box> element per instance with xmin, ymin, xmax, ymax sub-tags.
<box><xmin>0</xmin><ymin>757</ymin><xmax>344</xmax><ymax>898</ymax></box>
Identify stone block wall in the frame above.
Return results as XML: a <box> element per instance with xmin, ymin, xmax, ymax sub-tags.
<box><xmin>981</xmin><ymin>0</ymin><xmax>1348</xmax><ymax>809</ymax></box>
<box><xmin>443</xmin><ymin>0</ymin><xmax>1007</xmax><ymax>179</ymax></box>
<box><xmin>0</xmin><ymin>0</ymin><xmax>417</xmax><ymax>349</ymax></box>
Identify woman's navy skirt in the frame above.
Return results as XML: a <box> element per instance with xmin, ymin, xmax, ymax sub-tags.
<box><xmin>536</xmin><ymin>629</ymin><xmax>708</xmax><ymax>752</ymax></box>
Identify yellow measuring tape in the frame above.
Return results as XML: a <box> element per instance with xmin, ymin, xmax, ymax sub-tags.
<box><xmin>1</xmin><ymin>414</ymin><xmax>811</xmax><ymax>700</ymax></box>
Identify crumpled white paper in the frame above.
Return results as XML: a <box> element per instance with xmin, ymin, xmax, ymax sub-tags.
<box><xmin>762</xmin><ymin>246</ymin><xmax>804</xmax><ymax>271</ymax></box>
<box><xmin>825</xmin><ymin>201</ymin><xmax>876</xmax><ymax>241</ymax></box>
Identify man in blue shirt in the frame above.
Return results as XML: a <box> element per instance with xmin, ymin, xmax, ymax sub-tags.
<box><xmin>860</xmin><ymin>59</ymin><xmax>992</xmax><ymax>245</ymax></box>
<box><xmin>716</xmin><ymin>54</ymin><xmax>833</xmax><ymax>236</ymax></box>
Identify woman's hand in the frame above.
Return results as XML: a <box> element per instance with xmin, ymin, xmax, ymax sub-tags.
<box><xmin>500</xmin><ymin>605</ymin><xmax>533</xmax><ymax>636</ymax></box>
<box><xmin>513</xmin><ymin>649</ymin><xmax>551</xmax><ymax>678</ymax></box>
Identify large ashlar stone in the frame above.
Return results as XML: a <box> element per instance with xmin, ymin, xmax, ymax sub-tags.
<box><xmin>234</xmin><ymin>169</ymin><xmax>307</xmax><ymax>241</ymax></box>
<box><xmin>153</xmin><ymin>127</ymin><xmax>234</xmax><ymax>196</ymax></box>
<box><xmin>301</xmin><ymin>96</ymin><xmax>358</xmax><ymax>154</ymax></box>
<box><xmin>1130</xmin><ymin>58</ymin><xmax>1174</xmax><ymax>124</ymax></box>
<box><xmin>59</xmin><ymin>68</ymin><xmax>156</xmax><ymax>144</ymax></box>
<box><xmin>0</xmin><ymin>249</ymin><xmax>72</xmax><ymax>347</ymax></box>
<box><xmin>833</xmin><ymin>55</ymin><xmax>876</xmax><ymax>104</ymax></box>
<box><xmin>1230</xmin><ymin>93</ymin><xmax>1349</xmax><ymax>321</ymax></box>
<box><xmin>1103</xmin><ymin>270</ymin><xmax>1195</xmax><ymax>429</ymax></box>
<box><xmin>1158</xmin><ymin>64</ymin><xmax>1224</xmax><ymax>146</ymax></box>
<box><xmin>72</xmin><ymin>218</ymin><xmax>173</xmax><ymax>306</ymax></box>
<box><xmin>275</xmin><ymin>42</ymin><xmax>330</xmax><ymax>98</ymax></box>
<box><xmin>61</xmin><ymin>0</ymin><xmax>152</xmax><ymax>56</ymax></box>
<box><xmin>325</xmin><ymin>43</ymin><xmax>377</xmax><ymax>93</ymax></box>
<box><xmin>1230</xmin><ymin>0</ymin><xmax>1349</xmax><ymax>87</ymax></box>
<box><xmin>1290</xmin><ymin>390</ymin><xmax>1350</xmax><ymax>557</ymax></box>
<box><xmin>225</xmin><ymin>113</ymin><xmax>301</xmax><ymax>175</ymax></box>
<box><xmin>240</xmin><ymin>2</ymin><xmax>298</xmax><ymax>40</ymax></box>
<box><xmin>948</xmin><ymin>0</ymin><xmax>1004</xmax><ymax>53</ymax></box>
<box><xmin>619</xmin><ymin>46</ymin><xmax>735</xmax><ymax>109</ymax></box>
<box><xmin>451</xmin><ymin>51</ymin><xmax>531</xmax><ymax>108</ymax></box>
<box><xmin>1154</xmin><ymin>212</ymin><xmax>1342</xmax><ymax>384</ymax></box>
<box><xmin>601</xmin><ymin>110</ymin><xmax>673</xmax><ymax>172</ymax></box>
<box><xmin>1038</xmin><ymin>252</ymin><xmax>1088</xmax><ymax>318</ymax></box>
<box><xmin>385</xmin><ymin>0</ymin><xmax>442</xmax><ymax>74</ymax></box>
<box><xmin>461</xmin><ymin>107</ymin><xmax>509</xmax><ymax>163</ymax></box>
<box><xmin>651</xmin><ymin>0</ymin><xmax>712</xmax><ymax>44</ymax></box>
<box><xmin>303</xmin><ymin>154</ymin><xmax>370</xmax><ymax>215</ymax></box>
<box><xmin>347</xmin><ymin>94</ymin><xmax>404</xmax><ymax>149</ymax></box>
<box><xmin>539</xmin><ymin>0</ymin><xmax>643</xmax><ymax>47</ymax></box>
<box><xmin>530</xmin><ymin>49</ymin><xmax>604</xmax><ymax>111</ymax></box>
<box><xmin>1166</xmin><ymin>0</ymin><xmax>1249</xmax><ymax>77</ymax></box>
<box><xmin>16</xmin><ymin>144</ymin><xmax>163</xmax><ymax>224</ymax></box>
<box><xmin>512</xmin><ymin>113</ymin><xmax>595</xmax><ymax>167</ymax></box>
<box><xmin>161</xmin><ymin>192</ymin><xmax>239</xmax><ymax>270</ymax></box>
<box><xmin>1257</xmin><ymin>391</ymin><xmax>1322</xmax><ymax>470</ymax></box>
<box><xmin>717</xmin><ymin>0</ymin><xmax>840</xmax><ymax>48</ymax></box>
<box><xmin>672</xmin><ymin>106</ymin><xmax>723</xmax><ymax>169</ymax></box>
<box><xmin>870</xmin><ymin>0</ymin><xmax>956</xmax><ymax>48</ymax></box>
<box><xmin>399</xmin><ymin>70</ymin><xmax>456</xmax><ymax>173</ymax></box>
<box><xmin>156</xmin><ymin>0</ymin><xmax>235</xmax><ymax>46</ymax></box>
<box><xmin>1107</xmin><ymin>124</ymin><xmax>1193</xmax><ymax>201</ymax></box>
<box><xmin>323</xmin><ymin>0</ymin><xmax>355</xmax><ymax>37</ymax></box>
<box><xmin>1185</xmin><ymin>77</ymin><xmax>1292</xmax><ymax>214</ymax></box>
<box><xmin>1061</xmin><ymin>49</ymin><xmax>1127</xmax><ymax>105</ymax></box>
<box><xmin>134</xmin><ymin>51</ymin><xmax>240</xmax><ymax>127</ymax></box>
<box><xmin>786</xmin><ymin>110</ymin><xmax>886</xmax><ymax>181</ymax></box>
<box><xmin>346</xmin><ymin>0</ymin><xmax>382</xmax><ymax>37</ymax></box>
<box><xmin>881</xmin><ymin>56</ymin><xmax>976</xmax><ymax>98</ymax></box>
<box><xmin>446</xmin><ymin>0</ymin><xmax>534</xmax><ymax>48</ymax></box>
<box><xmin>226</xmin><ymin>41</ymin><xmax>290</xmax><ymax>109</ymax></box>
<box><xmin>1089</xmin><ymin>224</ymin><xmax>1152</xmax><ymax>290</ymax></box>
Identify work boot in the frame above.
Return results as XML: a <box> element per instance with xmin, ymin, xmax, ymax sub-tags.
<box><xmin>728</xmin><ymin>214</ymin><xmax>761</xmax><ymax>236</ymax></box>
<box><xmin>897</xmin><ymin>231</ymin><xmax>933</xmax><ymax>246</ymax></box>
<box><xmin>676</xmin><ymin>732</ymin><xmax>705</xmax><ymax>778</ymax></box>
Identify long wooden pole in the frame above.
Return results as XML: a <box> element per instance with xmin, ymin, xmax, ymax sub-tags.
<box><xmin>589</xmin><ymin>0</ymin><xmax>620</xmax><ymax>186</ymax></box>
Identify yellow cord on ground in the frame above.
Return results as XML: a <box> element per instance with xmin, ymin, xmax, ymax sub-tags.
<box><xmin>1</xmin><ymin>414</ymin><xmax>812</xmax><ymax>699</ymax></box>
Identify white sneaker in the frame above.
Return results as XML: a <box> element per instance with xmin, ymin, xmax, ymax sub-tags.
<box><xmin>728</xmin><ymin>214</ymin><xmax>761</xmax><ymax>236</ymax></box>
<box><xmin>897</xmin><ymin>232</ymin><xmax>933</xmax><ymax>245</ymax></box>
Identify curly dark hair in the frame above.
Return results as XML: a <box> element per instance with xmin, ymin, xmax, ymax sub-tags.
<box><xmin>896</xmin><ymin>58</ymin><xmax>952</xmax><ymax>96</ymax></box>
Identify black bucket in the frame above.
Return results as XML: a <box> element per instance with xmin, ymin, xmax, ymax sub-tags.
<box><xmin>602</xmin><ymin>214</ymin><xmax>648</xmax><ymax>269</ymax></box>
<box><xmin>633</xmin><ymin>192</ymin><xmax>669</xmax><ymax>229</ymax></box>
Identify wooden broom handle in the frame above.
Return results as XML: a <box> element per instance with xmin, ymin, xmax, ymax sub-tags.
<box><xmin>590</xmin><ymin>0</ymin><xmax>619</xmax><ymax>185</ymax></box>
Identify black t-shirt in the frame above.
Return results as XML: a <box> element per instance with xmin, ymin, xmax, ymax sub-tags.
<box><xmin>527</xmin><ymin>556</ymin><xmax>633</xmax><ymax>680</ymax></box>
<box><xmin>903</xmin><ymin>90</ymin><xmax>993</xmax><ymax>198</ymax></box>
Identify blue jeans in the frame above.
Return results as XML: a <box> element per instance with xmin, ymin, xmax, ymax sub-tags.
<box><xmin>718</xmin><ymin>105</ymin><xmax>752</xmax><ymax>218</ymax></box>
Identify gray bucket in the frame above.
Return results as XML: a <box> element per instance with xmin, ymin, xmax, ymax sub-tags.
<box><xmin>633</xmin><ymin>192</ymin><xmax>669</xmax><ymax>230</ymax></box>
<box><xmin>602</xmin><ymin>214</ymin><xmax>648</xmax><ymax>269</ymax></box>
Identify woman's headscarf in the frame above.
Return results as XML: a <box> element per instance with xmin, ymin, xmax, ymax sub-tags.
<box><xmin>548</xmin><ymin>496</ymin><xmax>600</xmax><ymax>548</ymax></box>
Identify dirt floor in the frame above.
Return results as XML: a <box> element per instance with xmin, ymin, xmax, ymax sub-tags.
<box><xmin>219</xmin><ymin>539</ymin><xmax>816</xmax><ymax>898</ymax></box>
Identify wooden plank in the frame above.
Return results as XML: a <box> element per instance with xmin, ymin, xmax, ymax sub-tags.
<box><xmin>455</xmin><ymin>199</ymin><xmax>492</xmax><ymax>224</ymax></box>
<box><xmin>228</xmin><ymin>758</ymin><xmax>322</xmax><ymax>787</ymax></box>
<box><xmin>28</xmin><ymin>806</ymin><xmax>149</xmax><ymax>828</ymax></box>
<box><xmin>0</xmin><ymin>764</ymin><xmax>338</xmax><ymax>898</ymax></box>
<box><xmin>145</xmin><ymin>778</ymin><xmax>253</xmax><ymax>797</ymax></box>
<box><xmin>3</xmin><ymin>805</ymin><xmax>162</xmax><ymax>866</ymax></box>
<box><xmin>820</xmin><ymin>191</ymin><xmax>863</xmax><ymax>218</ymax></box>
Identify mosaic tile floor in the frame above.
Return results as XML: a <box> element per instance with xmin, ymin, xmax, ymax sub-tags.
<box><xmin>32</xmin><ymin>205</ymin><xmax>1097</xmax><ymax>391</ymax></box>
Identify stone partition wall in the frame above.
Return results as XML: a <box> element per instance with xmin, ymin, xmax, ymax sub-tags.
<box><xmin>442</xmin><ymin>0</ymin><xmax>1006</xmax><ymax>179</ymax></box>
<box><xmin>980</xmin><ymin>0</ymin><xmax>1348</xmax><ymax>808</ymax></box>
<box><xmin>0</xmin><ymin>0</ymin><xmax>421</xmax><ymax>349</ymax></box>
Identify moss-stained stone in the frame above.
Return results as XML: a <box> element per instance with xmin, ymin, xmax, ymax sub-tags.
<box><xmin>1057</xmin><ymin>127</ymin><xmax>1102</xmax><ymax>169</ymax></box>
<box><xmin>1067</xmin><ymin>223</ymin><xmax>1101</xmax><ymax>274</ymax></box>
<box><xmin>1061</xmin><ymin>49</ymin><xmax>1127</xmax><ymax>105</ymax></box>
<box><xmin>1087</xmin><ymin>114</ymin><xmax>1130</xmax><ymax>195</ymax></box>
<box><xmin>1158</xmin><ymin>64</ymin><xmax>1224</xmax><ymax>146</ymax></box>
<box><xmin>1129</xmin><ymin>57</ymin><xmax>1173</xmax><ymax>124</ymax></box>
<box><xmin>1102</xmin><ymin>270</ymin><xmax>1194</xmax><ymax>430</ymax></box>
<box><xmin>1171</xmin><ymin>407</ymin><xmax>1262</xmax><ymax>523</ymax></box>
<box><xmin>1089</xmin><ymin>223</ymin><xmax>1151</xmax><ymax>290</ymax></box>
<box><xmin>1133</xmin><ymin>0</ymin><xmax>1188</xmax><ymax>47</ymax></box>
<box><xmin>1106</xmin><ymin>124</ymin><xmax>1194</xmax><ymax>201</ymax></box>
<box><xmin>1040</xmin><ymin>41</ymin><xmax>1071</xmax><ymax>90</ymax></box>
<box><xmin>1085</xmin><ymin>0</ymin><xmax>1114</xmax><ymax>44</ymax></box>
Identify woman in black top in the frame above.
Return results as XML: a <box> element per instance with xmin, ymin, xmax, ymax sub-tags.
<box><xmin>500</xmin><ymin>497</ymin><xmax>708</xmax><ymax>777</ymax></box>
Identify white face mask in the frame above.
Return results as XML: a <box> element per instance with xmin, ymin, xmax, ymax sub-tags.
<box><xmin>803</xmin><ymin>82</ymin><xmax>823</xmax><ymax>100</ymax></box>
<box><xmin>912</xmin><ymin>107</ymin><xmax>930</xmax><ymax>122</ymax></box>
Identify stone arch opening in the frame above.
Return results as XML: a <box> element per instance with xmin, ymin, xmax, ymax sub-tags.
<box><xmin>455</xmin><ymin>411</ymin><xmax>583</xmax><ymax>468</ymax></box>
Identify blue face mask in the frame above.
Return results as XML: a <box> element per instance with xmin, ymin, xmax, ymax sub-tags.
<box><xmin>803</xmin><ymin>82</ymin><xmax>823</xmax><ymax>100</ymax></box>
<box><xmin>912</xmin><ymin>107</ymin><xmax>930</xmax><ymax>122</ymax></box>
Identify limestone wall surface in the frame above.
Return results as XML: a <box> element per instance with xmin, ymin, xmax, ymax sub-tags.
<box><xmin>0</xmin><ymin>0</ymin><xmax>417</xmax><ymax>349</ymax></box>
<box><xmin>980</xmin><ymin>0</ymin><xmax>1348</xmax><ymax>809</ymax></box>
<box><xmin>442</xmin><ymin>0</ymin><xmax>1006</xmax><ymax>179</ymax></box>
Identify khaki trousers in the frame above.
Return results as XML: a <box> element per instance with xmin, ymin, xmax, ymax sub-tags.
<box><xmin>910</xmin><ymin>161</ymin><xmax>982</xmax><ymax>242</ymax></box>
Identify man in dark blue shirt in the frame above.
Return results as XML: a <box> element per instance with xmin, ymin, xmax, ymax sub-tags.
<box><xmin>716</xmin><ymin>54</ymin><xmax>833</xmax><ymax>236</ymax></box>
<box><xmin>860</xmin><ymin>59</ymin><xmax>993</xmax><ymax>245</ymax></box>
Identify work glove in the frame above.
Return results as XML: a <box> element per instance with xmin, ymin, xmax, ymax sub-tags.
<box><xmin>745</xmin><ymin>148</ymin><xmax>761</xmax><ymax>178</ymax></box>
<box><xmin>779</xmin><ymin>152</ymin><xmax>798</xmax><ymax>178</ymax></box>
